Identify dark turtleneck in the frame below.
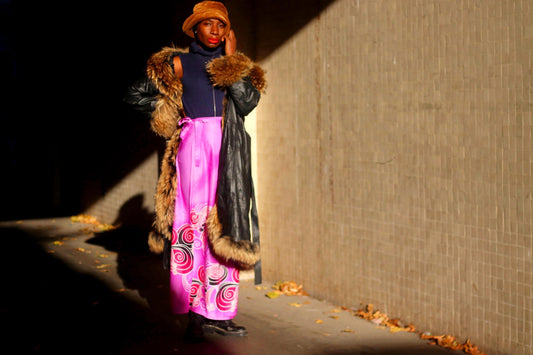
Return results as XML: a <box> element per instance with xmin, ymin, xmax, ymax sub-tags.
<box><xmin>178</xmin><ymin>41</ymin><xmax>225</xmax><ymax>119</ymax></box>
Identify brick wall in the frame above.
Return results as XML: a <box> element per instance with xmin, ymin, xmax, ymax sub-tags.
<box><xmin>254</xmin><ymin>1</ymin><xmax>533</xmax><ymax>354</ymax></box>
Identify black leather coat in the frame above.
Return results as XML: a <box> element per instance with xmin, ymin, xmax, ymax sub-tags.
<box><xmin>125</xmin><ymin>48</ymin><xmax>265</xmax><ymax>281</ymax></box>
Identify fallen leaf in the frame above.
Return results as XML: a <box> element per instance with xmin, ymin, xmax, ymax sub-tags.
<box><xmin>114</xmin><ymin>288</ymin><xmax>126</xmax><ymax>292</ymax></box>
<box><xmin>329</xmin><ymin>315</ymin><xmax>339</xmax><ymax>320</ymax></box>
<box><xmin>315</xmin><ymin>319</ymin><xmax>324</xmax><ymax>324</ymax></box>
<box><xmin>288</xmin><ymin>302</ymin><xmax>303</xmax><ymax>307</ymax></box>
<box><xmin>97</xmin><ymin>254</ymin><xmax>109</xmax><ymax>258</ymax></box>
<box><xmin>371</xmin><ymin>318</ymin><xmax>384</xmax><ymax>325</ymax></box>
<box><xmin>389</xmin><ymin>326</ymin><xmax>411</xmax><ymax>333</ymax></box>
<box><xmin>52</xmin><ymin>241</ymin><xmax>64</xmax><ymax>246</ymax></box>
<box><xmin>70</xmin><ymin>214</ymin><xmax>116</xmax><ymax>232</ymax></box>
<box><xmin>272</xmin><ymin>281</ymin><xmax>307</xmax><ymax>296</ymax></box>
<box><xmin>96</xmin><ymin>264</ymin><xmax>111</xmax><ymax>269</ymax></box>
<box><xmin>330</xmin><ymin>309</ymin><xmax>342</xmax><ymax>313</ymax></box>
<box><xmin>266</xmin><ymin>291</ymin><xmax>281</xmax><ymax>299</ymax></box>
<box><xmin>341</xmin><ymin>329</ymin><xmax>356</xmax><ymax>333</ymax></box>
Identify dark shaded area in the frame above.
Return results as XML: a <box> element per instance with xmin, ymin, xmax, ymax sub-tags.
<box><xmin>86</xmin><ymin>194</ymin><xmax>170</xmax><ymax>314</ymax></box>
<box><xmin>1</xmin><ymin>0</ymin><xmax>335</xmax><ymax>221</ymax></box>
<box><xmin>0</xmin><ymin>226</ymin><xmax>177</xmax><ymax>354</ymax></box>
<box><xmin>0</xmin><ymin>215</ymin><xmax>239</xmax><ymax>354</ymax></box>
<box><xmin>253</xmin><ymin>0</ymin><xmax>335</xmax><ymax>61</ymax></box>
<box><xmin>0</xmin><ymin>0</ymin><xmax>195</xmax><ymax>220</ymax></box>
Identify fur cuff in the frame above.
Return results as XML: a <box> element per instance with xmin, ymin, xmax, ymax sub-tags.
<box><xmin>206</xmin><ymin>206</ymin><xmax>261</xmax><ymax>270</ymax></box>
<box><xmin>207</xmin><ymin>52</ymin><xmax>267</xmax><ymax>92</ymax></box>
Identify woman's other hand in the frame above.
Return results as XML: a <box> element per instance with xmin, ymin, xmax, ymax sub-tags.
<box><xmin>224</xmin><ymin>29</ymin><xmax>237</xmax><ymax>56</ymax></box>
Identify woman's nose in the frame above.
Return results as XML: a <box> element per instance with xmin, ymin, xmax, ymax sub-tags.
<box><xmin>211</xmin><ymin>25</ymin><xmax>219</xmax><ymax>35</ymax></box>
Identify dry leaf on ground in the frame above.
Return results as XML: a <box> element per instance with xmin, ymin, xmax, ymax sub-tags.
<box><xmin>273</xmin><ymin>281</ymin><xmax>307</xmax><ymax>296</ymax></box>
<box><xmin>356</xmin><ymin>304</ymin><xmax>486</xmax><ymax>355</ymax></box>
<box><xmin>70</xmin><ymin>214</ymin><xmax>116</xmax><ymax>232</ymax></box>
<box><xmin>265</xmin><ymin>291</ymin><xmax>280</xmax><ymax>299</ymax></box>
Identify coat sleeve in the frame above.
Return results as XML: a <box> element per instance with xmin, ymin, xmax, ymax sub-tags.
<box><xmin>123</xmin><ymin>76</ymin><xmax>159</xmax><ymax>115</ymax></box>
<box><xmin>226</xmin><ymin>77</ymin><xmax>261</xmax><ymax>117</ymax></box>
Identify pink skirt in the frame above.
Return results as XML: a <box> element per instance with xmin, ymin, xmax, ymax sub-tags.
<box><xmin>170</xmin><ymin>116</ymin><xmax>239</xmax><ymax>320</ymax></box>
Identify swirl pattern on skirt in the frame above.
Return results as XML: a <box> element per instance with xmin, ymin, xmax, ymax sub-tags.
<box><xmin>190</xmin><ymin>205</ymin><xmax>207</xmax><ymax>227</ymax></box>
<box><xmin>207</xmin><ymin>265</ymin><xmax>228</xmax><ymax>285</ymax></box>
<box><xmin>189</xmin><ymin>280</ymin><xmax>203</xmax><ymax>308</ymax></box>
<box><xmin>177</xmin><ymin>224</ymin><xmax>195</xmax><ymax>245</ymax></box>
<box><xmin>198</xmin><ymin>265</ymin><xmax>206</xmax><ymax>284</ymax></box>
<box><xmin>171</xmin><ymin>245</ymin><xmax>194</xmax><ymax>274</ymax></box>
<box><xmin>232</xmin><ymin>268</ymin><xmax>240</xmax><ymax>283</ymax></box>
<box><xmin>216</xmin><ymin>283</ymin><xmax>238</xmax><ymax>312</ymax></box>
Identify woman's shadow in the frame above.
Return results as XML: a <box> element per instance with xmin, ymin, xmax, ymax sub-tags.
<box><xmin>87</xmin><ymin>194</ymin><xmax>172</xmax><ymax>317</ymax></box>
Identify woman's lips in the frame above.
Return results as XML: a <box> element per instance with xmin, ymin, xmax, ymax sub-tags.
<box><xmin>208</xmin><ymin>38</ymin><xmax>220</xmax><ymax>44</ymax></box>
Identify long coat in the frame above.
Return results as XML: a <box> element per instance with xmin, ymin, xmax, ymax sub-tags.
<box><xmin>125</xmin><ymin>47</ymin><xmax>266</xmax><ymax>271</ymax></box>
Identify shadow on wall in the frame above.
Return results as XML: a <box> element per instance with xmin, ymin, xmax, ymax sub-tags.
<box><xmin>1</xmin><ymin>0</ymin><xmax>335</xmax><ymax>221</ymax></box>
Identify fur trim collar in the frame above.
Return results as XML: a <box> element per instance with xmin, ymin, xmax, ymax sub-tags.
<box><xmin>207</xmin><ymin>52</ymin><xmax>267</xmax><ymax>92</ymax></box>
<box><xmin>146</xmin><ymin>47</ymin><xmax>187</xmax><ymax>138</ymax></box>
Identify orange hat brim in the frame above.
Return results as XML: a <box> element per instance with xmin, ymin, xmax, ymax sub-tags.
<box><xmin>182</xmin><ymin>1</ymin><xmax>231</xmax><ymax>38</ymax></box>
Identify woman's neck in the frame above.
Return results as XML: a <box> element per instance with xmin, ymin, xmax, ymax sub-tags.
<box><xmin>190</xmin><ymin>40</ymin><xmax>223</xmax><ymax>57</ymax></box>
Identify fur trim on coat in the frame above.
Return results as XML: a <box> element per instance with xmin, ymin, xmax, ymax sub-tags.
<box><xmin>145</xmin><ymin>47</ymin><xmax>265</xmax><ymax>270</ymax></box>
<box><xmin>146</xmin><ymin>47</ymin><xmax>187</xmax><ymax>139</ymax></box>
<box><xmin>206</xmin><ymin>206</ymin><xmax>260</xmax><ymax>270</ymax></box>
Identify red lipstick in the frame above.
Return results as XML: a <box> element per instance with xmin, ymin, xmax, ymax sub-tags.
<box><xmin>208</xmin><ymin>38</ymin><xmax>220</xmax><ymax>44</ymax></box>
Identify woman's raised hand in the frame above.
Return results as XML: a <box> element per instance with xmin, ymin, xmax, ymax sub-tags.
<box><xmin>224</xmin><ymin>29</ymin><xmax>237</xmax><ymax>56</ymax></box>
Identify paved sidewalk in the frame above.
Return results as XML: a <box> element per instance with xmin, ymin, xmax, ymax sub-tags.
<box><xmin>1</xmin><ymin>218</ymin><xmax>456</xmax><ymax>354</ymax></box>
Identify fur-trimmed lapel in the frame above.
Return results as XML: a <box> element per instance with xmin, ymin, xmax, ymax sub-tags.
<box><xmin>146</xmin><ymin>47</ymin><xmax>187</xmax><ymax>138</ymax></box>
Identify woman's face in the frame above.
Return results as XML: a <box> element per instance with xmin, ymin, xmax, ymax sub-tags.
<box><xmin>195</xmin><ymin>18</ymin><xmax>226</xmax><ymax>49</ymax></box>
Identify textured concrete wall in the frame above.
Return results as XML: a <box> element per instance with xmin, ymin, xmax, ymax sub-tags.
<box><xmin>254</xmin><ymin>1</ymin><xmax>533</xmax><ymax>354</ymax></box>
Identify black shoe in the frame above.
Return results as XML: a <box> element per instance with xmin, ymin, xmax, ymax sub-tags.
<box><xmin>185</xmin><ymin>311</ymin><xmax>205</xmax><ymax>342</ymax></box>
<box><xmin>203</xmin><ymin>319</ymin><xmax>248</xmax><ymax>337</ymax></box>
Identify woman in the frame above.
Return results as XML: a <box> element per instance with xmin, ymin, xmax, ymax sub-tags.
<box><xmin>125</xmin><ymin>1</ymin><xmax>265</xmax><ymax>340</ymax></box>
